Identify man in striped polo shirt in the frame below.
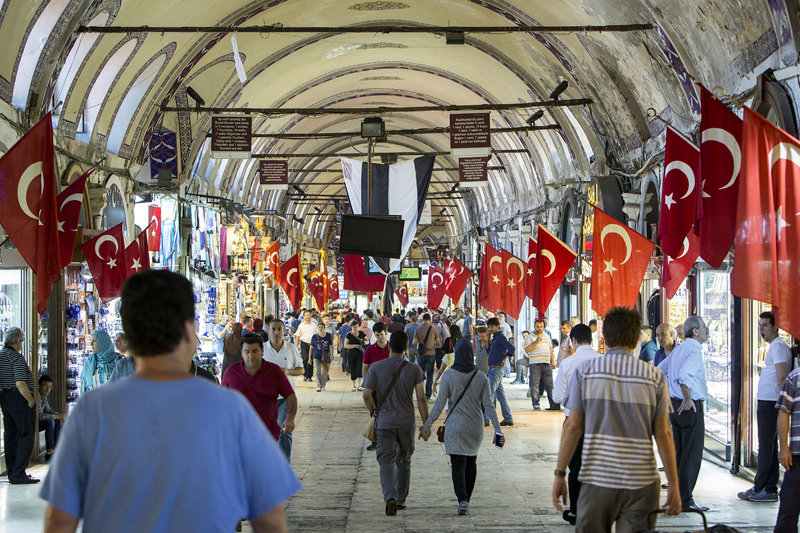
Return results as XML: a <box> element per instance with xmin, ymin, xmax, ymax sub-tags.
<box><xmin>775</xmin><ymin>367</ymin><xmax>800</xmax><ymax>532</ymax></box>
<box><xmin>552</xmin><ymin>307</ymin><xmax>681</xmax><ymax>532</ymax></box>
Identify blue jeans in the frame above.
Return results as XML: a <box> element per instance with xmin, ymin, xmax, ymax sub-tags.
<box><xmin>488</xmin><ymin>367</ymin><xmax>513</xmax><ymax>423</ymax></box>
<box><xmin>417</xmin><ymin>355</ymin><xmax>436</xmax><ymax>398</ymax></box>
<box><xmin>503</xmin><ymin>358</ymin><xmax>511</xmax><ymax>377</ymax></box>
<box><xmin>39</xmin><ymin>418</ymin><xmax>61</xmax><ymax>451</ymax></box>
<box><xmin>277</xmin><ymin>398</ymin><xmax>292</xmax><ymax>461</ymax></box>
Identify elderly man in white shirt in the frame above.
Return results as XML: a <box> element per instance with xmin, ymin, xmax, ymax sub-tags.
<box><xmin>551</xmin><ymin>324</ymin><xmax>603</xmax><ymax>525</ymax></box>
<box><xmin>265</xmin><ymin>319</ymin><xmax>304</xmax><ymax>461</ymax></box>
<box><xmin>657</xmin><ymin>315</ymin><xmax>709</xmax><ymax>513</ymax></box>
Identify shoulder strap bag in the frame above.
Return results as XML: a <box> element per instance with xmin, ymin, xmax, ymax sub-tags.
<box><xmin>437</xmin><ymin>369</ymin><xmax>479</xmax><ymax>443</ymax></box>
<box><xmin>363</xmin><ymin>360</ymin><xmax>409</xmax><ymax>442</ymax></box>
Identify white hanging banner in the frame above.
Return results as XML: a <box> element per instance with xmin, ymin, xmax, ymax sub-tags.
<box><xmin>231</xmin><ymin>33</ymin><xmax>247</xmax><ymax>84</ymax></box>
<box><xmin>420</xmin><ymin>200</ymin><xmax>432</xmax><ymax>225</ymax></box>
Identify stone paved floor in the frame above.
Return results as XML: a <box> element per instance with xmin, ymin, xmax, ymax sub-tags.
<box><xmin>1</xmin><ymin>360</ymin><xmax>781</xmax><ymax>532</ymax></box>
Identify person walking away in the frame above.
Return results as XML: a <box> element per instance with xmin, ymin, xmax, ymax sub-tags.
<box><xmin>526</xmin><ymin>320</ymin><xmax>557</xmax><ymax>411</ymax></box>
<box><xmin>362</xmin><ymin>331</ymin><xmax>428</xmax><ymax>515</ymax></box>
<box><xmin>221</xmin><ymin>323</ymin><xmax>243</xmax><ymax>378</ymax></box>
<box><xmin>657</xmin><ymin>315</ymin><xmax>710</xmax><ymax>512</ymax></box>
<box><xmin>41</xmin><ymin>270</ymin><xmax>301</xmax><ymax>532</ymax></box>
<box><xmin>295</xmin><ymin>310</ymin><xmax>317</xmax><ymax>382</ymax></box>
<box><xmin>738</xmin><ymin>311</ymin><xmax>791</xmax><ymax>502</ymax></box>
<box><xmin>461</xmin><ymin>307</ymin><xmax>474</xmax><ymax>348</ymax></box>
<box><xmin>251</xmin><ymin>318</ymin><xmax>269</xmax><ymax>345</ymax></box>
<box><xmin>80</xmin><ymin>331</ymin><xmax>121</xmax><ymax>392</ymax></box>
<box><xmin>419</xmin><ymin>339</ymin><xmax>504</xmax><ymax>515</ymax></box>
<box><xmin>344</xmin><ymin>319</ymin><xmax>366</xmax><ymax>391</ymax></box>
<box><xmin>413</xmin><ymin>313</ymin><xmax>441</xmax><ymax>402</ymax></box>
<box><xmin>388</xmin><ymin>314</ymin><xmax>405</xmax><ymax>335</ymax></box>
<box><xmin>639</xmin><ymin>326</ymin><xmax>658</xmax><ymax>364</ymax></box>
<box><xmin>550</xmin><ymin>324</ymin><xmax>602</xmax><ymax>525</ymax></box>
<box><xmin>552</xmin><ymin>307</ymin><xmax>681</xmax><ymax>532</ymax></box>
<box><xmin>263</xmin><ymin>319</ymin><xmax>304</xmax><ymax>460</ymax></box>
<box><xmin>0</xmin><ymin>327</ymin><xmax>38</xmax><ymax>484</ymax></box>
<box><xmin>486</xmin><ymin>317</ymin><xmax>515</xmax><ymax>426</ymax></box>
<box><xmin>653</xmin><ymin>323</ymin><xmax>677</xmax><ymax>367</ymax></box>
<box><xmin>339</xmin><ymin>313</ymin><xmax>354</xmax><ymax>374</ymax></box>
<box><xmin>241</xmin><ymin>316</ymin><xmax>253</xmax><ymax>334</ymax></box>
<box><xmin>38</xmin><ymin>375</ymin><xmax>67</xmax><ymax>461</ymax></box>
<box><xmin>774</xmin><ymin>365</ymin><xmax>800</xmax><ymax>532</ymax></box>
<box><xmin>432</xmin><ymin>325</ymin><xmax>463</xmax><ymax>396</ymax></box>
<box><xmin>405</xmin><ymin>313</ymin><xmax>420</xmax><ymax>364</ymax></box>
<box><xmin>310</xmin><ymin>322</ymin><xmax>333</xmax><ymax>392</ymax></box>
<box><xmin>557</xmin><ymin>321</ymin><xmax>575</xmax><ymax>368</ymax></box>
<box><xmin>213</xmin><ymin>314</ymin><xmax>232</xmax><ymax>361</ymax></box>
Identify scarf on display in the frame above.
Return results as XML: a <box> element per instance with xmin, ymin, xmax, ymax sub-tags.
<box><xmin>81</xmin><ymin>331</ymin><xmax>119</xmax><ymax>390</ymax></box>
<box><xmin>451</xmin><ymin>338</ymin><xmax>477</xmax><ymax>373</ymax></box>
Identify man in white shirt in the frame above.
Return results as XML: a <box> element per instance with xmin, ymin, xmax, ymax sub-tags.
<box><xmin>295</xmin><ymin>310</ymin><xmax>317</xmax><ymax>382</ymax></box>
<box><xmin>657</xmin><ymin>315</ymin><xmax>709</xmax><ymax>512</ymax></box>
<box><xmin>738</xmin><ymin>311</ymin><xmax>792</xmax><ymax>503</ymax></box>
<box><xmin>265</xmin><ymin>319</ymin><xmax>304</xmax><ymax>460</ymax></box>
<box><xmin>551</xmin><ymin>324</ymin><xmax>603</xmax><ymax>525</ymax></box>
<box><xmin>527</xmin><ymin>319</ymin><xmax>556</xmax><ymax>411</ymax></box>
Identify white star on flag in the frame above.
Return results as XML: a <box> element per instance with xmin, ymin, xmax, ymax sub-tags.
<box><xmin>507</xmin><ymin>279</ymin><xmax>516</xmax><ymax>289</ymax></box>
<box><xmin>131</xmin><ymin>258</ymin><xmax>142</xmax><ymax>271</ymax></box>
<box><xmin>107</xmin><ymin>258</ymin><xmax>117</xmax><ymax>269</ymax></box>
<box><xmin>432</xmin><ymin>283</ymin><xmax>438</xmax><ymax>289</ymax></box>
<box><xmin>492</xmin><ymin>275</ymin><xmax>500</xmax><ymax>284</ymax></box>
<box><xmin>664</xmin><ymin>193</ymin><xmax>676</xmax><ymax>209</ymax></box>
<box><xmin>57</xmin><ymin>220</ymin><xmax>65</xmax><ymax>232</ymax></box>
<box><xmin>777</xmin><ymin>205</ymin><xmax>791</xmax><ymax>239</ymax></box>
<box><xmin>603</xmin><ymin>259</ymin><xmax>617</xmax><ymax>275</ymax></box>
<box><xmin>527</xmin><ymin>268</ymin><xmax>533</xmax><ymax>276</ymax></box>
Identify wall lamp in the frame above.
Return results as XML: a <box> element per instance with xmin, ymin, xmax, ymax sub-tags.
<box><xmin>361</xmin><ymin>116</ymin><xmax>385</xmax><ymax>138</ymax></box>
<box><xmin>527</xmin><ymin>110</ymin><xmax>544</xmax><ymax>125</ymax></box>
<box><xmin>550</xmin><ymin>80</ymin><xmax>569</xmax><ymax>100</ymax></box>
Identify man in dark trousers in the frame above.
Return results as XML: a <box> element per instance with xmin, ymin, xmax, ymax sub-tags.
<box><xmin>0</xmin><ymin>327</ymin><xmax>38</xmax><ymax>484</ymax></box>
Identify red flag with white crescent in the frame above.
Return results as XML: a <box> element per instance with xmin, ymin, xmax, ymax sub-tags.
<box><xmin>124</xmin><ymin>225</ymin><xmax>151</xmax><ymax>280</ymax></box>
<box><xmin>0</xmin><ymin>113</ymin><xmax>62</xmax><ymax>314</ymax></box>
<box><xmin>590</xmin><ymin>208</ymin><xmax>655</xmax><ymax>317</ymax></box>
<box><xmin>279</xmin><ymin>254</ymin><xmax>303</xmax><ymax>310</ymax></box>
<box><xmin>501</xmin><ymin>249</ymin><xmax>526</xmax><ymax>320</ymax></box>
<box><xmin>427</xmin><ymin>263</ymin><xmax>447</xmax><ymax>310</ymax></box>
<box><xmin>477</xmin><ymin>243</ymin><xmax>504</xmax><ymax>313</ymax></box>
<box><xmin>82</xmin><ymin>223</ymin><xmax>127</xmax><ymax>302</ymax></box>
<box><xmin>265</xmin><ymin>240</ymin><xmax>281</xmax><ymax>284</ymax></box>
<box><xmin>696</xmin><ymin>85</ymin><xmax>743</xmax><ymax>267</ymax></box>
<box><xmin>306</xmin><ymin>268</ymin><xmax>326</xmax><ymax>311</ymax></box>
<box><xmin>147</xmin><ymin>206</ymin><xmax>161</xmax><ymax>253</ymax></box>
<box><xmin>444</xmin><ymin>256</ymin><xmax>472</xmax><ymax>302</ymax></box>
<box><xmin>731</xmin><ymin>108</ymin><xmax>800</xmax><ymax>338</ymax></box>
<box><xmin>328</xmin><ymin>274</ymin><xmax>340</xmax><ymax>300</ymax></box>
<box><xmin>395</xmin><ymin>283</ymin><xmax>409</xmax><ymax>308</ymax></box>
<box><xmin>663</xmin><ymin>232</ymin><xmax>699</xmax><ymax>300</ymax></box>
<box><xmin>525</xmin><ymin>237</ymin><xmax>538</xmax><ymax>301</ymax></box>
<box><xmin>56</xmin><ymin>170</ymin><xmax>91</xmax><ymax>270</ymax></box>
<box><xmin>658</xmin><ymin>127</ymin><xmax>700</xmax><ymax>258</ymax></box>
<box><xmin>532</xmin><ymin>225</ymin><xmax>577</xmax><ymax>318</ymax></box>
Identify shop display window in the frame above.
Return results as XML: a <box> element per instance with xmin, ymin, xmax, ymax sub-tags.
<box><xmin>0</xmin><ymin>269</ymin><xmax>26</xmax><ymax>346</ymax></box>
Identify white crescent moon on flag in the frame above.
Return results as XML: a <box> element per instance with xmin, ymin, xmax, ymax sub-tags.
<box><xmin>541</xmin><ymin>250</ymin><xmax>556</xmax><ymax>277</ymax></box>
<box><xmin>506</xmin><ymin>257</ymin><xmax>525</xmax><ymax>282</ymax></box>
<box><xmin>400</xmin><ymin>287</ymin><xmax>407</xmax><ymax>296</ymax></box>
<box><xmin>331</xmin><ymin>280</ymin><xmax>339</xmax><ymax>290</ymax></box>
<box><xmin>677</xmin><ymin>237</ymin><xmax>690</xmax><ymax>259</ymax></box>
<box><xmin>95</xmin><ymin>235</ymin><xmax>118</xmax><ymax>260</ymax></box>
<box><xmin>457</xmin><ymin>265</ymin><xmax>464</xmax><ymax>275</ymax></box>
<box><xmin>18</xmin><ymin>162</ymin><xmax>43</xmax><ymax>221</ymax></box>
<box><xmin>702</xmin><ymin>127</ymin><xmax>741</xmax><ymax>190</ymax></box>
<box><xmin>311</xmin><ymin>274</ymin><xmax>319</xmax><ymax>284</ymax></box>
<box><xmin>151</xmin><ymin>215</ymin><xmax>159</xmax><ymax>231</ymax></box>
<box><xmin>60</xmin><ymin>193</ymin><xmax>83</xmax><ymax>212</ymax></box>
<box><xmin>768</xmin><ymin>142</ymin><xmax>800</xmax><ymax>174</ymax></box>
<box><xmin>287</xmin><ymin>268</ymin><xmax>298</xmax><ymax>286</ymax></box>
<box><xmin>664</xmin><ymin>161</ymin><xmax>696</xmax><ymax>200</ymax></box>
<box><xmin>600</xmin><ymin>224</ymin><xmax>633</xmax><ymax>264</ymax></box>
<box><xmin>432</xmin><ymin>272</ymin><xmax>444</xmax><ymax>285</ymax></box>
<box><xmin>268</xmin><ymin>251</ymin><xmax>279</xmax><ymax>265</ymax></box>
<box><xmin>527</xmin><ymin>251</ymin><xmax>536</xmax><ymax>261</ymax></box>
<box><xmin>489</xmin><ymin>256</ymin><xmax>502</xmax><ymax>270</ymax></box>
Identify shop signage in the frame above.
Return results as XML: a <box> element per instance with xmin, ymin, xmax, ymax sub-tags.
<box><xmin>420</xmin><ymin>200</ymin><xmax>432</xmax><ymax>225</ymax></box>
<box><xmin>450</xmin><ymin>111</ymin><xmax>491</xmax><ymax>156</ymax></box>
<box><xmin>210</xmin><ymin>115</ymin><xmax>251</xmax><ymax>159</ymax></box>
<box><xmin>458</xmin><ymin>157</ymin><xmax>488</xmax><ymax>187</ymax></box>
<box><xmin>259</xmin><ymin>160</ymin><xmax>288</xmax><ymax>190</ymax></box>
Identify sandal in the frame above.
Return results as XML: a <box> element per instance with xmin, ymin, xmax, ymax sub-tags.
<box><xmin>352</xmin><ymin>387</ymin><xmax>357</xmax><ymax>392</ymax></box>
<box><xmin>357</xmin><ymin>386</ymin><xmax>364</xmax><ymax>391</ymax></box>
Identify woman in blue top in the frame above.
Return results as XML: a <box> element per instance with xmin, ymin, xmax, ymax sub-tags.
<box><xmin>311</xmin><ymin>322</ymin><xmax>333</xmax><ymax>392</ymax></box>
<box><xmin>80</xmin><ymin>331</ymin><xmax>121</xmax><ymax>392</ymax></box>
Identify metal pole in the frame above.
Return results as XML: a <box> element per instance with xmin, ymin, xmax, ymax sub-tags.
<box><xmin>367</xmin><ymin>139</ymin><xmax>373</xmax><ymax>216</ymax></box>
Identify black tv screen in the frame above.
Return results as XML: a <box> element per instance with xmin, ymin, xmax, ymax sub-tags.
<box><xmin>338</xmin><ymin>214</ymin><xmax>405</xmax><ymax>259</ymax></box>
<box><xmin>365</xmin><ymin>261</ymin><xmax>403</xmax><ymax>276</ymax></box>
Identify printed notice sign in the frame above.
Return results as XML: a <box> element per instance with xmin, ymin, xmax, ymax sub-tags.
<box><xmin>210</xmin><ymin>115</ymin><xmax>251</xmax><ymax>159</ymax></box>
<box><xmin>450</xmin><ymin>111</ymin><xmax>491</xmax><ymax>156</ymax></box>
<box><xmin>458</xmin><ymin>157</ymin><xmax>488</xmax><ymax>187</ymax></box>
<box><xmin>259</xmin><ymin>160</ymin><xmax>288</xmax><ymax>190</ymax></box>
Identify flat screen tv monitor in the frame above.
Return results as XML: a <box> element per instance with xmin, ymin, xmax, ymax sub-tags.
<box><xmin>366</xmin><ymin>261</ymin><xmax>403</xmax><ymax>276</ymax></box>
<box><xmin>338</xmin><ymin>214</ymin><xmax>405</xmax><ymax>259</ymax></box>
<box><xmin>399</xmin><ymin>267</ymin><xmax>421</xmax><ymax>281</ymax></box>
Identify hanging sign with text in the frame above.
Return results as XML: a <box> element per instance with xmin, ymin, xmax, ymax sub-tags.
<box><xmin>450</xmin><ymin>111</ymin><xmax>491</xmax><ymax>156</ymax></box>
<box><xmin>458</xmin><ymin>157</ymin><xmax>488</xmax><ymax>187</ymax></box>
<box><xmin>259</xmin><ymin>160</ymin><xmax>289</xmax><ymax>190</ymax></box>
<box><xmin>210</xmin><ymin>115</ymin><xmax>251</xmax><ymax>159</ymax></box>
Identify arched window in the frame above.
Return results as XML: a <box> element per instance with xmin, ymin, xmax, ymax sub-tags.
<box><xmin>76</xmin><ymin>38</ymin><xmax>137</xmax><ymax>143</ymax></box>
<box><xmin>12</xmin><ymin>0</ymin><xmax>71</xmax><ymax>109</ymax></box>
<box><xmin>106</xmin><ymin>53</ymin><xmax>167</xmax><ymax>154</ymax></box>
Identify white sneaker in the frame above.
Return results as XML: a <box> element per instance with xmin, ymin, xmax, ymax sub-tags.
<box><xmin>316</xmin><ymin>387</ymin><xmax>321</xmax><ymax>392</ymax></box>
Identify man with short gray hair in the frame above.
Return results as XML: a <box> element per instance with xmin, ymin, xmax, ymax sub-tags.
<box><xmin>653</xmin><ymin>323</ymin><xmax>677</xmax><ymax>368</ymax></box>
<box><xmin>0</xmin><ymin>327</ymin><xmax>38</xmax><ymax>484</ymax></box>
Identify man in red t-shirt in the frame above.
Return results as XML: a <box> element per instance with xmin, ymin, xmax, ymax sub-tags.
<box><xmin>363</xmin><ymin>321</ymin><xmax>391</xmax><ymax>377</ymax></box>
<box><xmin>222</xmin><ymin>333</ymin><xmax>297</xmax><ymax>440</ymax></box>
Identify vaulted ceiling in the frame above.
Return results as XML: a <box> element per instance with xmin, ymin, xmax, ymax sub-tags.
<box><xmin>1</xmin><ymin>0</ymin><xmax>796</xmax><ymax>246</ymax></box>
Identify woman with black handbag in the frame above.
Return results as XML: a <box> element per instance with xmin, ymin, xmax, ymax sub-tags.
<box><xmin>344</xmin><ymin>319</ymin><xmax>366</xmax><ymax>391</ymax></box>
<box><xmin>419</xmin><ymin>339</ymin><xmax>504</xmax><ymax>516</ymax></box>
<box><xmin>310</xmin><ymin>322</ymin><xmax>333</xmax><ymax>392</ymax></box>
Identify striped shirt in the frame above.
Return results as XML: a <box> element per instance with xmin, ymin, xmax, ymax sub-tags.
<box><xmin>565</xmin><ymin>348</ymin><xmax>672</xmax><ymax>490</ymax></box>
<box><xmin>776</xmin><ymin>368</ymin><xmax>800</xmax><ymax>455</ymax></box>
<box><xmin>0</xmin><ymin>346</ymin><xmax>35</xmax><ymax>393</ymax></box>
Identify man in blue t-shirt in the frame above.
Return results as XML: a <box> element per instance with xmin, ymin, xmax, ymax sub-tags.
<box><xmin>40</xmin><ymin>270</ymin><xmax>301</xmax><ymax>533</ymax></box>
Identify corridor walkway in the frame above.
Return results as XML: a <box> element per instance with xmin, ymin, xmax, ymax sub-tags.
<box><xmin>1</xmin><ymin>361</ymin><xmax>781</xmax><ymax>532</ymax></box>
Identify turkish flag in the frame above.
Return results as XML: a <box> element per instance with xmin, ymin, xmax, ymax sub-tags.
<box><xmin>306</xmin><ymin>269</ymin><xmax>326</xmax><ymax>311</ymax></box>
<box><xmin>279</xmin><ymin>254</ymin><xmax>303</xmax><ymax>310</ymax></box>
<box><xmin>663</xmin><ymin>232</ymin><xmax>699</xmax><ymax>300</ymax></box>
<box><xmin>444</xmin><ymin>256</ymin><xmax>472</xmax><ymax>302</ymax></box>
<box><xmin>696</xmin><ymin>85</ymin><xmax>743</xmax><ymax>267</ymax></box>
<box><xmin>82</xmin><ymin>223</ymin><xmax>127</xmax><ymax>302</ymax></box>
<box><xmin>124</xmin><ymin>227</ymin><xmax>151</xmax><ymax>279</ymax></box>
<box><xmin>731</xmin><ymin>108</ymin><xmax>800</xmax><ymax>338</ymax></box>
<box><xmin>147</xmin><ymin>206</ymin><xmax>161</xmax><ymax>253</ymax></box>
<box><xmin>342</xmin><ymin>255</ymin><xmax>385</xmax><ymax>292</ymax></box>
<box><xmin>265</xmin><ymin>240</ymin><xmax>281</xmax><ymax>283</ymax></box>
<box><xmin>0</xmin><ymin>113</ymin><xmax>61</xmax><ymax>314</ymax></box>
<box><xmin>477</xmin><ymin>243</ymin><xmax>504</xmax><ymax>313</ymax></box>
<box><xmin>501</xmin><ymin>249</ymin><xmax>526</xmax><ymax>320</ymax></box>
<box><xmin>658</xmin><ymin>127</ymin><xmax>700</xmax><ymax>258</ymax></box>
<box><xmin>328</xmin><ymin>274</ymin><xmax>340</xmax><ymax>299</ymax></box>
<box><xmin>532</xmin><ymin>225</ymin><xmax>577</xmax><ymax>318</ymax></box>
<box><xmin>525</xmin><ymin>237</ymin><xmax>538</xmax><ymax>301</ymax></box>
<box><xmin>395</xmin><ymin>283</ymin><xmax>410</xmax><ymax>308</ymax></box>
<box><xmin>56</xmin><ymin>170</ymin><xmax>91</xmax><ymax>269</ymax></box>
<box><xmin>321</xmin><ymin>269</ymin><xmax>329</xmax><ymax>305</ymax></box>
<box><xmin>591</xmin><ymin>208</ymin><xmax>655</xmax><ymax>317</ymax></box>
<box><xmin>428</xmin><ymin>263</ymin><xmax>448</xmax><ymax>310</ymax></box>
